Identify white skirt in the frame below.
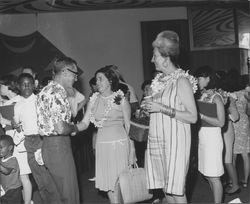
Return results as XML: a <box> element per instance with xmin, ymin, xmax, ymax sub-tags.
<box><xmin>198</xmin><ymin>127</ymin><xmax>224</xmax><ymax>177</ymax></box>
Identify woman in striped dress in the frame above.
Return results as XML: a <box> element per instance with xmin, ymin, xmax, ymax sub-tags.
<box><xmin>142</xmin><ymin>31</ymin><xmax>198</xmax><ymax>203</ymax></box>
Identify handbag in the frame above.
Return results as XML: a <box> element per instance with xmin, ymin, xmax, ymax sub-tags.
<box><xmin>128</xmin><ymin>116</ymin><xmax>149</xmax><ymax>142</ymax></box>
<box><xmin>118</xmin><ymin>164</ymin><xmax>153</xmax><ymax>203</ymax></box>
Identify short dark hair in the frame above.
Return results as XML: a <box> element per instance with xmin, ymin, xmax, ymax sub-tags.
<box><xmin>95</xmin><ymin>65</ymin><xmax>119</xmax><ymax>92</ymax></box>
<box><xmin>0</xmin><ymin>135</ymin><xmax>14</xmax><ymax>152</ymax></box>
<box><xmin>195</xmin><ymin>65</ymin><xmax>217</xmax><ymax>89</ymax></box>
<box><xmin>194</xmin><ymin>65</ymin><xmax>213</xmax><ymax>78</ymax></box>
<box><xmin>17</xmin><ymin>73</ymin><xmax>35</xmax><ymax>84</ymax></box>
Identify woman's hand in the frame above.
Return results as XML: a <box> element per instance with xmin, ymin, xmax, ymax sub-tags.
<box><xmin>141</xmin><ymin>101</ymin><xmax>162</xmax><ymax>113</ymax></box>
<box><xmin>54</xmin><ymin>121</ymin><xmax>77</xmax><ymax>135</ymax></box>
<box><xmin>128</xmin><ymin>140</ymin><xmax>137</xmax><ymax>166</ymax></box>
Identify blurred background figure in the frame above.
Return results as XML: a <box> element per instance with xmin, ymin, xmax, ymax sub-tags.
<box><xmin>228</xmin><ymin>69</ymin><xmax>250</xmax><ymax>189</ymax></box>
<box><xmin>216</xmin><ymin>70</ymin><xmax>240</xmax><ymax>195</ymax></box>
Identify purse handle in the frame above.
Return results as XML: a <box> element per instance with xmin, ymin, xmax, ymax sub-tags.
<box><xmin>129</xmin><ymin>162</ymin><xmax>139</xmax><ymax>169</ymax></box>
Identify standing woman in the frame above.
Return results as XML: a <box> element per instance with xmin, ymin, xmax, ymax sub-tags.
<box><xmin>218</xmin><ymin>73</ymin><xmax>240</xmax><ymax>194</ymax></box>
<box><xmin>142</xmin><ymin>31</ymin><xmax>198</xmax><ymax>203</ymax></box>
<box><xmin>195</xmin><ymin>66</ymin><xmax>225</xmax><ymax>203</ymax></box>
<box><xmin>66</xmin><ymin>66</ymin><xmax>136</xmax><ymax>203</ymax></box>
<box><xmin>230</xmin><ymin>70</ymin><xmax>250</xmax><ymax>189</ymax></box>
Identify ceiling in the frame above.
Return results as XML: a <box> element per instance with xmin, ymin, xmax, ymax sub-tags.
<box><xmin>0</xmin><ymin>0</ymin><xmax>248</xmax><ymax>14</ymax></box>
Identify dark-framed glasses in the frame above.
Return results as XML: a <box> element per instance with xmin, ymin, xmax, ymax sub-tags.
<box><xmin>67</xmin><ymin>68</ymin><xmax>79</xmax><ymax>76</ymax></box>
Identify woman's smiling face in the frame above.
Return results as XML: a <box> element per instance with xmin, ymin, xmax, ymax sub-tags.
<box><xmin>96</xmin><ymin>72</ymin><xmax>111</xmax><ymax>94</ymax></box>
<box><xmin>151</xmin><ymin>47</ymin><xmax>166</xmax><ymax>72</ymax></box>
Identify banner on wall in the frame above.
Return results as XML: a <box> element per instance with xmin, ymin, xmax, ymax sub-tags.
<box><xmin>0</xmin><ymin>31</ymin><xmax>82</xmax><ymax>81</ymax></box>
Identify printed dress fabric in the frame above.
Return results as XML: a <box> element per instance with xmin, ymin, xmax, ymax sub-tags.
<box><xmin>233</xmin><ymin>90</ymin><xmax>250</xmax><ymax>154</ymax></box>
<box><xmin>146</xmin><ymin>71</ymin><xmax>192</xmax><ymax>195</ymax></box>
<box><xmin>91</xmin><ymin>94</ymin><xmax>129</xmax><ymax>191</ymax></box>
<box><xmin>198</xmin><ymin>91</ymin><xmax>224</xmax><ymax>177</ymax></box>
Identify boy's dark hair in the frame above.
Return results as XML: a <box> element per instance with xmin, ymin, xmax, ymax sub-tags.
<box><xmin>0</xmin><ymin>135</ymin><xmax>14</xmax><ymax>152</ymax></box>
<box><xmin>17</xmin><ymin>73</ymin><xmax>35</xmax><ymax>84</ymax></box>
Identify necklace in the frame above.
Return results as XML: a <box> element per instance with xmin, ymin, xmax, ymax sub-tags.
<box><xmin>89</xmin><ymin>90</ymin><xmax>124</xmax><ymax>128</ymax></box>
<box><xmin>150</xmin><ymin>69</ymin><xmax>198</xmax><ymax>96</ymax></box>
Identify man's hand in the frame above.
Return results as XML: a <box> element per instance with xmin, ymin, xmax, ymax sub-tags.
<box><xmin>54</xmin><ymin>121</ymin><xmax>78</xmax><ymax>135</ymax></box>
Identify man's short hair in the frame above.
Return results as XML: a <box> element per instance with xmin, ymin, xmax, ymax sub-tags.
<box><xmin>53</xmin><ymin>56</ymin><xmax>77</xmax><ymax>75</ymax></box>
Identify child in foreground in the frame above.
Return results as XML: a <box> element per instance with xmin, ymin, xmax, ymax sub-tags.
<box><xmin>0</xmin><ymin>135</ymin><xmax>22</xmax><ymax>203</ymax></box>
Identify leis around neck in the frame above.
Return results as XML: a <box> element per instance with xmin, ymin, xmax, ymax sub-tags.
<box><xmin>151</xmin><ymin>69</ymin><xmax>198</xmax><ymax>96</ymax></box>
<box><xmin>89</xmin><ymin>90</ymin><xmax>124</xmax><ymax>128</ymax></box>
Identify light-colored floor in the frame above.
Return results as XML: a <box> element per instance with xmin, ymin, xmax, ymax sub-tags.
<box><xmin>79</xmin><ymin>168</ymin><xmax>249</xmax><ymax>203</ymax></box>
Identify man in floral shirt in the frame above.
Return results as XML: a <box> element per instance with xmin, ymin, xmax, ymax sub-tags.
<box><xmin>36</xmin><ymin>56</ymin><xmax>80</xmax><ymax>204</ymax></box>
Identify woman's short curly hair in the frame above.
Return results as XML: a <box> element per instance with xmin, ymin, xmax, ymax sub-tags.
<box><xmin>152</xmin><ymin>30</ymin><xmax>180</xmax><ymax>64</ymax></box>
<box><xmin>95</xmin><ymin>65</ymin><xmax>119</xmax><ymax>92</ymax></box>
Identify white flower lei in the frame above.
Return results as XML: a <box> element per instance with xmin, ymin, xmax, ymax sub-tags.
<box><xmin>151</xmin><ymin>69</ymin><xmax>198</xmax><ymax>96</ymax></box>
<box><xmin>200</xmin><ymin>88</ymin><xmax>237</xmax><ymax>104</ymax></box>
<box><xmin>89</xmin><ymin>90</ymin><xmax>124</xmax><ymax>128</ymax></box>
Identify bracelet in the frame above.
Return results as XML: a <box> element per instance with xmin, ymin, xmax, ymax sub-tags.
<box><xmin>160</xmin><ymin>105</ymin><xmax>176</xmax><ymax>118</ymax></box>
<box><xmin>170</xmin><ymin>108</ymin><xmax>176</xmax><ymax>118</ymax></box>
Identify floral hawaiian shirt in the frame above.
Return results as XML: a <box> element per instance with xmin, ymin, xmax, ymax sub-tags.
<box><xmin>36</xmin><ymin>81</ymin><xmax>71</xmax><ymax>136</ymax></box>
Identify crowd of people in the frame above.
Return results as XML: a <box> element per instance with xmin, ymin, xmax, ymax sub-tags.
<box><xmin>0</xmin><ymin>30</ymin><xmax>249</xmax><ymax>204</ymax></box>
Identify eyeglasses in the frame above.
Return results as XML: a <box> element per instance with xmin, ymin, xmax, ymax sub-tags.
<box><xmin>67</xmin><ymin>68</ymin><xmax>78</xmax><ymax>76</ymax></box>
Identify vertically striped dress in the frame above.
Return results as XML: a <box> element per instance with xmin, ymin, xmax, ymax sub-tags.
<box><xmin>146</xmin><ymin>70</ymin><xmax>194</xmax><ymax>196</ymax></box>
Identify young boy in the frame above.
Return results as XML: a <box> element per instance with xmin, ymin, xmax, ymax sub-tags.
<box><xmin>0</xmin><ymin>135</ymin><xmax>22</xmax><ymax>203</ymax></box>
<box><xmin>14</xmin><ymin>73</ymin><xmax>61</xmax><ymax>203</ymax></box>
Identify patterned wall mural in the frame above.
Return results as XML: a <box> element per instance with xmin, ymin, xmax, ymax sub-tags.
<box><xmin>189</xmin><ymin>8</ymin><xmax>237</xmax><ymax>50</ymax></box>
<box><xmin>0</xmin><ymin>0</ymin><xmax>247</xmax><ymax>14</ymax></box>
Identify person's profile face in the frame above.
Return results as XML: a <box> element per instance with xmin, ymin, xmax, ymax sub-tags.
<box><xmin>198</xmin><ymin>76</ymin><xmax>210</xmax><ymax>90</ymax></box>
<box><xmin>64</xmin><ymin>64</ymin><xmax>78</xmax><ymax>84</ymax></box>
<box><xmin>19</xmin><ymin>77</ymin><xmax>35</xmax><ymax>98</ymax></box>
<box><xmin>151</xmin><ymin>48</ymin><xmax>165</xmax><ymax>72</ymax></box>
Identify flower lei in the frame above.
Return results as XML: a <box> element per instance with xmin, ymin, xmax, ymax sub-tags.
<box><xmin>150</xmin><ymin>69</ymin><xmax>198</xmax><ymax>96</ymax></box>
<box><xmin>89</xmin><ymin>90</ymin><xmax>124</xmax><ymax>128</ymax></box>
<box><xmin>200</xmin><ymin>88</ymin><xmax>237</xmax><ymax>104</ymax></box>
